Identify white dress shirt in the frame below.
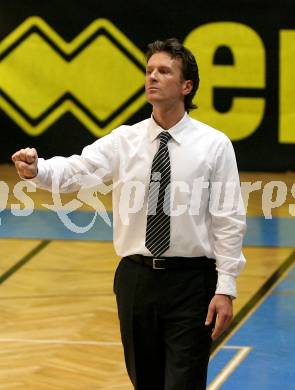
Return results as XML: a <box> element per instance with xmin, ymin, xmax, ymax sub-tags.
<box><xmin>30</xmin><ymin>113</ymin><xmax>246</xmax><ymax>297</ymax></box>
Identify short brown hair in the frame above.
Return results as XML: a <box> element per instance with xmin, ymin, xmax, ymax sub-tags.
<box><xmin>145</xmin><ymin>38</ymin><xmax>199</xmax><ymax>112</ymax></box>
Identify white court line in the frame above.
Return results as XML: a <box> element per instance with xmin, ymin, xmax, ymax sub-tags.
<box><xmin>0</xmin><ymin>338</ymin><xmax>122</xmax><ymax>346</ymax></box>
<box><xmin>0</xmin><ymin>338</ymin><xmax>250</xmax><ymax>386</ymax></box>
<box><xmin>207</xmin><ymin>345</ymin><xmax>252</xmax><ymax>390</ymax></box>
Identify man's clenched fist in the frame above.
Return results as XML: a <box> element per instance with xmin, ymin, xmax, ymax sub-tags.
<box><xmin>11</xmin><ymin>147</ymin><xmax>38</xmax><ymax>179</ymax></box>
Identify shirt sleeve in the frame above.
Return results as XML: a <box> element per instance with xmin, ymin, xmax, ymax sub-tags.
<box><xmin>209</xmin><ymin>138</ymin><xmax>247</xmax><ymax>298</ymax></box>
<box><xmin>27</xmin><ymin>130</ymin><xmax>118</xmax><ymax>193</ymax></box>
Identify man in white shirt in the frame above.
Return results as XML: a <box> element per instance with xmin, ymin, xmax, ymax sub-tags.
<box><xmin>12</xmin><ymin>38</ymin><xmax>246</xmax><ymax>390</ymax></box>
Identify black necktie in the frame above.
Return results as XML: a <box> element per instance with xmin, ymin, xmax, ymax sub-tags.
<box><xmin>145</xmin><ymin>131</ymin><xmax>172</xmax><ymax>257</ymax></box>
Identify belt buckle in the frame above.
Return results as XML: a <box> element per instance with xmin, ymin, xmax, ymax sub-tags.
<box><xmin>153</xmin><ymin>258</ymin><xmax>165</xmax><ymax>270</ymax></box>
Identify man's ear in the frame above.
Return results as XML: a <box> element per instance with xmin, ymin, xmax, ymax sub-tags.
<box><xmin>183</xmin><ymin>80</ymin><xmax>193</xmax><ymax>96</ymax></box>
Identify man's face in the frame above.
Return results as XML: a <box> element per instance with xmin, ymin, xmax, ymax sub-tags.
<box><xmin>145</xmin><ymin>52</ymin><xmax>189</xmax><ymax>108</ymax></box>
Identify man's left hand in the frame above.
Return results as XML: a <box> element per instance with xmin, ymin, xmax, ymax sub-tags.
<box><xmin>205</xmin><ymin>294</ymin><xmax>233</xmax><ymax>340</ymax></box>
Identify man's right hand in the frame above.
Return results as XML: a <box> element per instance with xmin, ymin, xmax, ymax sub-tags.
<box><xmin>11</xmin><ymin>147</ymin><xmax>38</xmax><ymax>179</ymax></box>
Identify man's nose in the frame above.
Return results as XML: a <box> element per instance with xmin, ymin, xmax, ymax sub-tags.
<box><xmin>150</xmin><ymin>69</ymin><xmax>158</xmax><ymax>80</ymax></box>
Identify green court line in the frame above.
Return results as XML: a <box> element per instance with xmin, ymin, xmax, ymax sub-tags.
<box><xmin>211</xmin><ymin>248</ymin><xmax>295</xmax><ymax>354</ymax></box>
<box><xmin>0</xmin><ymin>240</ymin><xmax>51</xmax><ymax>285</ymax></box>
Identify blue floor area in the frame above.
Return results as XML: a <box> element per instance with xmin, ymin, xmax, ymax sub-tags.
<box><xmin>244</xmin><ymin>216</ymin><xmax>295</xmax><ymax>247</ymax></box>
<box><xmin>1</xmin><ymin>209</ymin><xmax>295</xmax><ymax>246</ymax></box>
<box><xmin>207</xmin><ymin>266</ymin><xmax>295</xmax><ymax>389</ymax></box>
<box><xmin>0</xmin><ymin>209</ymin><xmax>113</xmax><ymax>241</ymax></box>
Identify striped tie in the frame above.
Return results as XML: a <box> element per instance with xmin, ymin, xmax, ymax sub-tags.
<box><xmin>145</xmin><ymin>131</ymin><xmax>172</xmax><ymax>257</ymax></box>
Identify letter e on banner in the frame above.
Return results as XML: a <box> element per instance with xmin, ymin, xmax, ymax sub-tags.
<box><xmin>185</xmin><ymin>22</ymin><xmax>265</xmax><ymax>141</ymax></box>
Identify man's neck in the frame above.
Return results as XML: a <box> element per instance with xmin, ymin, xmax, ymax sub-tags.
<box><xmin>152</xmin><ymin>105</ymin><xmax>186</xmax><ymax>130</ymax></box>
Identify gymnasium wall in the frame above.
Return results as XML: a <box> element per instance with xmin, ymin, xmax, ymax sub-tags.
<box><xmin>1</xmin><ymin>0</ymin><xmax>294</xmax><ymax>170</ymax></box>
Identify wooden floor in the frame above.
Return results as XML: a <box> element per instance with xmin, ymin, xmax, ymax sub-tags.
<box><xmin>0</xmin><ymin>164</ymin><xmax>294</xmax><ymax>389</ymax></box>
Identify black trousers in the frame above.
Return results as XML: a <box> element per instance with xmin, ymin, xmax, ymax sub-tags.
<box><xmin>113</xmin><ymin>256</ymin><xmax>217</xmax><ymax>390</ymax></box>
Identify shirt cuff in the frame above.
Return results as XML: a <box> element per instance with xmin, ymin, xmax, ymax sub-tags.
<box><xmin>215</xmin><ymin>273</ymin><xmax>237</xmax><ymax>299</ymax></box>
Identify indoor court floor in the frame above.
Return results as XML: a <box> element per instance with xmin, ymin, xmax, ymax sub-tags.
<box><xmin>0</xmin><ymin>164</ymin><xmax>294</xmax><ymax>389</ymax></box>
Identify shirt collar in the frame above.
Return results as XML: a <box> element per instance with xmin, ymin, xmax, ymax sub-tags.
<box><xmin>148</xmin><ymin>112</ymin><xmax>190</xmax><ymax>144</ymax></box>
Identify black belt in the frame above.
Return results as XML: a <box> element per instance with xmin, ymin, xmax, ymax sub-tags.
<box><xmin>126</xmin><ymin>254</ymin><xmax>215</xmax><ymax>270</ymax></box>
